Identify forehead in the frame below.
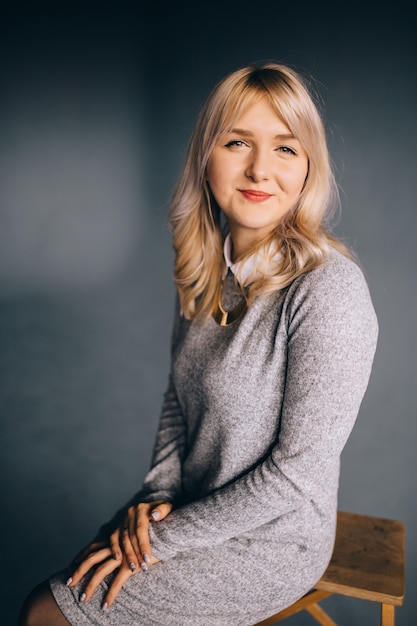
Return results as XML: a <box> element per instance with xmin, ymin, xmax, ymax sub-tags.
<box><xmin>226</xmin><ymin>98</ymin><xmax>292</xmax><ymax>134</ymax></box>
<box><xmin>221</xmin><ymin>92</ymin><xmax>293</xmax><ymax>134</ymax></box>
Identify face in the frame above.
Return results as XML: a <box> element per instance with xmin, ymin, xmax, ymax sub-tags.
<box><xmin>206</xmin><ymin>97</ymin><xmax>309</xmax><ymax>259</ymax></box>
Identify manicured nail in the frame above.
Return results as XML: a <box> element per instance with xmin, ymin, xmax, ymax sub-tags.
<box><xmin>66</xmin><ymin>577</ymin><xmax>72</xmax><ymax>586</ymax></box>
<box><xmin>141</xmin><ymin>561</ymin><xmax>148</xmax><ymax>572</ymax></box>
<box><xmin>129</xmin><ymin>562</ymin><xmax>136</xmax><ymax>572</ymax></box>
<box><xmin>112</xmin><ymin>551</ymin><xmax>120</xmax><ymax>560</ymax></box>
<box><xmin>143</xmin><ymin>552</ymin><xmax>151</xmax><ymax>564</ymax></box>
<box><xmin>102</xmin><ymin>602</ymin><xmax>108</xmax><ymax>610</ymax></box>
<box><xmin>151</xmin><ymin>511</ymin><xmax>161</xmax><ymax>520</ymax></box>
<box><xmin>80</xmin><ymin>593</ymin><xmax>86</xmax><ymax>603</ymax></box>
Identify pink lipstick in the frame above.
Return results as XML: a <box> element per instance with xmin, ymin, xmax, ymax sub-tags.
<box><xmin>240</xmin><ymin>189</ymin><xmax>272</xmax><ymax>203</ymax></box>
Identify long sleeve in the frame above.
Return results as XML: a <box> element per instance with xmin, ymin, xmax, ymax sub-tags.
<box><xmin>140</xmin><ymin>296</ymin><xmax>186</xmax><ymax>504</ymax></box>
<box><xmin>93</xmin><ymin>301</ymin><xmax>186</xmax><ymax>540</ymax></box>
<box><xmin>148</xmin><ymin>255</ymin><xmax>378</xmax><ymax>560</ymax></box>
<box><xmin>140</xmin><ymin>374</ymin><xmax>186</xmax><ymax>504</ymax></box>
<box><xmin>92</xmin><ymin>375</ymin><xmax>186</xmax><ymax>540</ymax></box>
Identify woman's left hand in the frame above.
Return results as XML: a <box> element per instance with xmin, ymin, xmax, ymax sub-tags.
<box><xmin>67</xmin><ymin>499</ymin><xmax>172</xmax><ymax>608</ymax></box>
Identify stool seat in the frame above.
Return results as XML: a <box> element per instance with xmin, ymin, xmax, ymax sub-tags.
<box><xmin>255</xmin><ymin>510</ymin><xmax>405</xmax><ymax>626</ymax></box>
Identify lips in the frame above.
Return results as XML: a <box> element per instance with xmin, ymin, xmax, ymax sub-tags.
<box><xmin>239</xmin><ymin>189</ymin><xmax>273</xmax><ymax>203</ymax></box>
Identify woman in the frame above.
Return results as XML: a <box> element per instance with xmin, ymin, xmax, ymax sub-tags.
<box><xmin>19</xmin><ymin>63</ymin><xmax>378</xmax><ymax>626</ymax></box>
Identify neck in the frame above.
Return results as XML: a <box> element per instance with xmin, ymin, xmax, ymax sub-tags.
<box><xmin>228</xmin><ymin>233</ymin><xmax>253</xmax><ymax>262</ymax></box>
<box><xmin>229</xmin><ymin>232</ymin><xmax>267</xmax><ymax>263</ymax></box>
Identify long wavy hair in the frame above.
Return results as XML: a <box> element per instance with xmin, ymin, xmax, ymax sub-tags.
<box><xmin>169</xmin><ymin>63</ymin><xmax>350</xmax><ymax>320</ymax></box>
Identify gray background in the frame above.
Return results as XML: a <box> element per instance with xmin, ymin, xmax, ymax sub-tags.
<box><xmin>1</xmin><ymin>1</ymin><xmax>415</xmax><ymax>624</ymax></box>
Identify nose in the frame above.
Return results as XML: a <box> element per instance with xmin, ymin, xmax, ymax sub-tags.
<box><xmin>245</xmin><ymin>148</ymin><xmax>270</xmax><ymax>182</ymax></box>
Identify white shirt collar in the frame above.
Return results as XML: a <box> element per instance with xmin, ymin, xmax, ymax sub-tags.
<box><xmin>223</xmin><ymin>233</ymin><xmax>281</xmax><ymax>284</ymax></box>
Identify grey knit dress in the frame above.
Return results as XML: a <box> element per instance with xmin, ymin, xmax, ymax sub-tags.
<box><xmin>50</xmin><ymin>249</ymin><xmax>378</xmax><ymax>625</ymax></box>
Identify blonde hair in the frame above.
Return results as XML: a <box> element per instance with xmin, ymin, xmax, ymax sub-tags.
<box><xmin>169</xmin><ymin>63</ymin><xmax>350</xmax><ymax>320</ymax></box>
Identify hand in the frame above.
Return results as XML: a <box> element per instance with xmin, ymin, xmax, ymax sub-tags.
<box><xmin>68</xmin><ymin>544</ymin><xmax>160</xmax><ymax>609</ymax></box>
<box><xmin>110</xmin><ymin>500</ymin><xmax>172</xmax><ymax>573</ymax></box>
<box><xmin>67</xmin><ymin>500</ymin><xmax>172</xmax><ymax>608</ymax></box>
<box><xmin>71</xmin><ymin>541</ymin><xmax>107</xmax><ymax>567</ymax></box>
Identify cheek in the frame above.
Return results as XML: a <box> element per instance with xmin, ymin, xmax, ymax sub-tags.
<box><xmin>282</xmin><ymin>164</ymin><xmax>309</xmax><ymax>194</ymax></box>
<box><xmin>206</xmin><ymin>160</ymin><xmax>229</xmax><ymax>197</ymax></box>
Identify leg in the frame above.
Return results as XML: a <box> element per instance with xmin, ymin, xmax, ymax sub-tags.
<box><xmin>381</xmin><ymin>603</ymin><xmax>395</xmax><ymax>626</ymax></box>
<box><xmin>18</xmin><ymin>580</ymin><xmax>72</xmax><ymax>626</ymax></box>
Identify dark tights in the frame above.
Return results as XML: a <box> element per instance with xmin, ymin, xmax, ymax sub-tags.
<box><xmin>18</xmin><ymin>581</ymin><xmax>72</xmax><ymax>626</ymax></box>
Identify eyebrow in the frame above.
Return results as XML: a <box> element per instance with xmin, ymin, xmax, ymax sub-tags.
<box><xmin>228</xmin><ymin>128</ymin><xmax>297</xmax><ymax>141</ymax></box>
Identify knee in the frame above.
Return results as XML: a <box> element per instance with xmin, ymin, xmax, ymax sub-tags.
<box><xmin>18</xmin><ymin>581</ymin><xmax>53</xmax><ymax>626</ymax></box>
<box><xmin>18</xmin><ymin>589</ymin><xmax>36</xmax><ymax>626</ymax></box>
<box><xmin>18</xmin><ymin>583</ymin><xmax>42</xmax><ymax>626</ymax></box>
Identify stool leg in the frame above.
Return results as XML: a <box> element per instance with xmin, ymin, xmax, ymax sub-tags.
<box><xmin>253</xmin><ymin>591</ymin><xmax>332</xmax><ymax>625</ymax></box>
<box><xmin>381</xmin><ymin>604</ymin><xmax>395</xmax><ymax>626</ymax></box>
<box><xmin>306</xmin><ymin>603</ymin><xmax>338</xmax><ymax>626</ymax></box>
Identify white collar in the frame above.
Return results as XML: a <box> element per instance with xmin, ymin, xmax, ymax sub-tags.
<box><xmin>223</xmin><ymin>233</ymin><xmax>281</xmax><ymax>284</ymax></box>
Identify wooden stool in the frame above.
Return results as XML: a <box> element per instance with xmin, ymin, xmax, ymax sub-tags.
<box><xmin>255</xmin><ymin>510</ymin><xmax>405</xmax><ymax>626</ymax></box>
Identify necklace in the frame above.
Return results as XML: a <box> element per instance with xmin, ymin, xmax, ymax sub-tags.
<box><xmin>212</xmin><ymin>283</ymin><xmax>248</xmax><ymax>327</ymax></box>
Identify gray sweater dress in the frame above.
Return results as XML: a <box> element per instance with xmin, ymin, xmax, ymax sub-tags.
<box><xmin>50</xmin><ymin>249</ymin><xmax>378</xmax><ymax>625</ymax></box>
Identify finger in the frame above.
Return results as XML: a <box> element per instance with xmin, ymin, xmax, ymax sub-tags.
<box><xmin>80</xmin><ymin>557</ymin><xmax>121</xmax><ymax>604</ymax></box>
<box><xmin>68</xmin><ymin>547</ymin><xmax>112</xmax><ymax>587</ymax></box>
<box><xmin>71</xmin><ymin>541</ymin><xmax>107</xmax><ymax>566</ymax></box>
<box><xmin>121</xmin><ymin>522</ymin><xmax>139</xmax><ymax>574</ymax></box>
<box><xmin>136</xmin><ymin>505</ymin><xmax>152</xmax><ymax>567</ymax></box>
<box><xmin>128</xmin><ymin>510</ymin><xmax>148</xmax><ymax>572</ymax></box>
<box><xmin>103</xmin><ymin>562</ymin><xmax>135</xmax><ymax>609</ymax></box>
<box><xmin>109</xmin><ymin>527</ymin><xmax>122</xmax><ymax>562</ymax></box>
<box><xmin>136</xmin><ymin>501</ymin><xmax>172</xmax><ymax>566</ymax></box>
<box><xmin>149</xmin><ymin>502</ymin><xmax>173</xmax><ymax>522</ymax></box>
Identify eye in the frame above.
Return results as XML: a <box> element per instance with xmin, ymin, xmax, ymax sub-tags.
<box><xmin>277</xmin><ymin>146</ymin><xmax>297</xmax><ymax>155</ymax></box>
<box><xmin>224</xmin><ymin>140</ymin><xmax>248</xmax><ymax>148</ymax></box>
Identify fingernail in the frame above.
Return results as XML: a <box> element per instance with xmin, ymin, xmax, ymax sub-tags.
<box><xmin>80</xmin><ymin>593</ymin><xmax>86</xmax><ymax>603</ymax></box>
<box><xmin>102</xmin><ymin>602</ymin><xmax>108</xmax><ymax>610</ymax></box>
<box><xmin>66</xmin><ymin>577</ymin><xmax>72</xmax><ymax>586</ymax></box>
<box><xmin>112</xmin><ymin>551</ymin><xmax>120</xmax><ymax>560</ymax></box>
<box><xmin>151</xmin><ymin>511</ymin><xmax>161</xmax><ymax>520</ymax></box>
<box><xmin>129</xmin><ymin>562</ymin><xmax>137</xmax><ymax>572</ymax></box>
<box><xmin>141</xmin><ymin>561</ymin><xmax>148</xmax><ymax>572</ymax></box>
<box><xmin>143</xmin><ymin>552</ymin><xmax>151</xmax><ymax>564</ymax></box>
